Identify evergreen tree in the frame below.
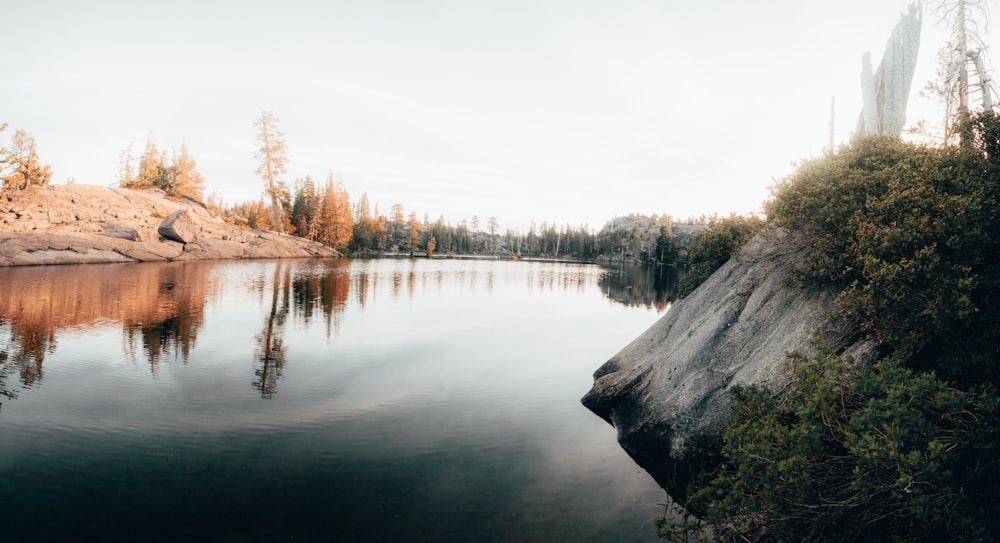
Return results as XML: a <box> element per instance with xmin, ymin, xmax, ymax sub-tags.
<box><xmin>254</xmin><ymin>111</ymin><xmax>289</xmax><ymax>234</ymax></box>
<box><xmin>119</xmin><ymin>137</ymin><xmax>204</xmax><ymax>200</ymax></box>
<box><xmin>117</xmin><ymin>143</ymin><xmax>135</xmax><ymax>188</ymax></box>
<box><xmin>426</xmin><ymin>235</ymin><xmax>437</xmax><ymax>257</ymax></box>
<box><xmin>135</xmin><ymin>136</ymin><xmax>160</xmax><ymax>188</ymax></box>
<box><xmin>352</xmin><ymin>192</ymin><xmax>376</xmax><ymax>251</ymax></box>
<box><xmin>317</xmin><ymin>173</ymin><xmax>352</xmax><ymax>250</ymax></box>
<box><xmin>407</xmin><ymin>211</ymin><xmax>420</xmax><ymax>255</ymax></box>
<box><xmin>171</xmin><ymin>143</ymin><xmax>205</xmax><ymax>200</ymax></box>
<box><xmin>2</xmin><ymin>128</ymin><xmax>52</xmax><ymax>191</ymax></box>
<box><xmin>290</xmin><ymin>175</ymin><xmax>320</xmax><ymax>240</ymax></box>
<box><xmin>389</xmin><ymin>203</ymin><xmax>406</xmax><ymax>250</ymax></box>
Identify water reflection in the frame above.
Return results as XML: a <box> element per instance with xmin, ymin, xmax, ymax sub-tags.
<box><xmin>0</xmin><ymin>259</ymin><xmax>671</xmax><ymax>405</ymax></box>
<box><xmin>254</xmin><ymin>263</ymin><xmax>289</xmax><ymax>398</ymax></box>
<box><xmin>120</xmin><ymin>265</ymin><xmax>217</xmax><ymax>373</ymax></box>
<box><xmin>0</xmin><ymin>341</ymin><xmax>19</xmax><ymax>409</ymax></box>
<box><xmin>599</xmin><ymin>262</ymin><xmax>683</xmax><ymax>312</ymax></box>
<box><xmin>0</xmin><ymin>258</ymin><xmax>669</xmax><ymax>541</ymax></box>
<box><xmin>0</xmin><ymin>262</ymin><xmax>220</xmax><ymax>381</ymax></box>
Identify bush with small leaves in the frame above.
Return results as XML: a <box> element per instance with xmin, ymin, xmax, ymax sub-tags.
<box><xmin>684</xmin><ymin>348</ymin><xmax>999</xmax><ymax>542</ymax></box>
<box><xmin>677</xmin><ymin>214</ymin><xmax>765</xmax><ymax>297</ymax></box>
<box><xmin>672</xmin><ymin>113</ymin><xmax>1000</xmax><ymax>542</ymax></box>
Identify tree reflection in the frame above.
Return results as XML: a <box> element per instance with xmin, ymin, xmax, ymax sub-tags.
<box><xmin>0</xmin><ymin>263</ymin><xmax>218</xmax><ymax>391</ymax></box>
<box><xmin>121</xmin><ymin>265</ymin><xmax>213</xmax><ymax>374</ymax></box>
<box><xmin>4</xmin><ymin>322</ymin><xmax>56</xmax><ymax>386</ymax></box>
<box><xmin>253</xmin><ymin>264</ymin><xmax>290</xmax><ymax>399</ymax></box>
<box><xmin>599</xmin><ymin>262</ymin><xmax>683</xmax><ymax>312</ymax></box>
<box><xmin>318</xmin><ymin>262</ymin><xmax>349</xmax><ymax>338</ymax></box>
<box><xmin>0</xmin><ymin>324</ymin><xmax>19</xmax><ymax>410</ymax></box>
<box><xmin>0</xmin><ymin>318</ymin><xmax>57</xmax><ymax>411</ymax></box>
<box><xmin>289</xmin><ymin>260</ymin><xmax>350</xmax><ymax>338</ymax></box>
<box><xmin>0</xmin><ymin>258</ymin><xmax>674</xmax><ymax>409</ymax></box>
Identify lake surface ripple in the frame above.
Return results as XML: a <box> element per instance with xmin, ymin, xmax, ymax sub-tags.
<box><xmin>0</xmin><ymin>258</ymin><xmax>670</xmax><ymax>542</ymax></box>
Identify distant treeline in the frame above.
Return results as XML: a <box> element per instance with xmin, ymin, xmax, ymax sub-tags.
<box><xmin>0</xmin><ymin>119</ymin><xmax>721</xmax><ymax>263</ymax></box>
<box><xmin>209</xmin><ymin>174</ymin><xmax>712</xmax><ymax>261</ymax></box>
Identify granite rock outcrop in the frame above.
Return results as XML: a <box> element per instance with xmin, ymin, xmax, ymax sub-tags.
<box><xmin>0</xmin><ymin>184</ymin><xmax>340</xmax><ymax>266</ymax></box>
<box><xmin>582</xmin><ymin>228</ymin><xmax>877</xmax><ymax>492</ymax></box>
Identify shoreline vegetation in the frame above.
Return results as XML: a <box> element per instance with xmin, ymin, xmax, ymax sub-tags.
<box><xmin>645</xmin><ymin>113</ymin><xmax>1000</xmax><ymax>542</ymax></box>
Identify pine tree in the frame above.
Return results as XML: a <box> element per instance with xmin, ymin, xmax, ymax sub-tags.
<box><xmin>407</xmin><ymin>211</ymin><xmax>421</xmax><ymax>255</ymax></box>
<box><xmin>290</xmin><ymin>175</ymin><xmax>320</xmax><ymax>239</ymax></box>
<box><xmin>2</xmin><ymin>128</ymin><xmax>52</xmax><ymax>191</ymax></box>
<box><xmin>135</xmin><ymin>135</ymin><xmax>160</xmax><ymax>189</ymax></box>
<box><xmin>333</xmin><ymin>179</ymin><xmax>352</xmax><ymax>249</ymax></box>
<box><xmin>254</xmin><ymin>111</ymin><xmax>288</xmax><ymax>234</ymax></box>
<box><xmin>317</xmin><ymin>173</ymin><xmax>352</xmax><ymax>249</ymax></box>
<box><xmin>0</xmin><ymin>122</ymin><xmax>8</xmax><ymax>169</ymax></box>
<box><xmin>117</xmin><ymin>143</ymin><xmax>135</xmax><ymax>187</ymax></box>
<box><xmin>172</xmin><ymin>143</ymin><xmax>205</xmax><ymax>200</ymax></box>
<box><xmin>426</xmin><ymin>235</ymin><xmax>437</xmax><ymax>257</ymax></box>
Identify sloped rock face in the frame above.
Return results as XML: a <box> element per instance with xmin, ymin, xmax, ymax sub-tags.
<box><xmin>0</xmin><ymin>184</ymin><xmax>340</xmax><ymax>266</ymax></box>
<box><xmin>582</xmin><ymin>228</ymin><xmax>876</xmax><ymax>493</ymax></box>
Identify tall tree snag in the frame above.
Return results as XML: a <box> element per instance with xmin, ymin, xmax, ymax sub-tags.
<box><xmin>255</xmin><ymin>111</ymin><xmax>288</xmax><ymax>234</ymax></box>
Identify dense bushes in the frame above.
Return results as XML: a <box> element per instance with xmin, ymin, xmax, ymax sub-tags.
<box><xmin>665</xmin><ymin>114</ymin><xmax>1000</xmax><ymax>542</ymax></box>
<box><xmin>677</xmin><ymin>214</ymin><xmax>765</xmax><ymax>297</ymax></box>
<box><xmin>680</xmin><ymin>348</ymin><xmax>999</xmax><ymax>542</ymax></box>
<box><xmin>765</xmin><ymin>136</ymin><xmax>993</xmax><ymax>359</ymax></box>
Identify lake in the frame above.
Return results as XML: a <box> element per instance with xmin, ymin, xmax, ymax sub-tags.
<box><xmin>0</xmin><ymin>258</ymin><xmax>675</xmax><ymax>542</ymax></box>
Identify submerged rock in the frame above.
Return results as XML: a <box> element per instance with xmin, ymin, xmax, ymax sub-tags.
<box><xmin>582</xmin><ymin>228</ymin><xmax>876</xmax><ymax>493</ymax></box>
<box><xmin>0</xmin><ymin>184</ymin><xmax>341</xmax><ymax>266</ymax></box>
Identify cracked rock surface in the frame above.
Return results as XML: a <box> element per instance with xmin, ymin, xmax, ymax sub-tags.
<box><xmin>0</xmin><ymin>184</ymin><xmax>340</xmax><ymax>266</ymax></box>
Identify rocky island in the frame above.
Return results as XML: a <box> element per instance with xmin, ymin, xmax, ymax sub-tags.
<box><xmin>0</xmin><ymin>184</ymin><xmax>340</xmax><ymax>266</ymax></box>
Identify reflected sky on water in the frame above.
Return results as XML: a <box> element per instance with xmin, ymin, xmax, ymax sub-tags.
<box><xmin>0</xmin><ymin>258</ymin><xmax>671</xmax><ymax>542</ymax></box>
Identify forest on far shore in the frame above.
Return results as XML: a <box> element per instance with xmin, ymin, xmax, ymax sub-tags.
<box><xmin>3</xmin><ymin>118</ymin><xmax>724</xmax><ymax>262</ymax></box>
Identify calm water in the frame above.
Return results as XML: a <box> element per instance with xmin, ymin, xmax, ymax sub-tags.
<box><xmin>0</xmin><ymin>258</ymin><xmax>672</xmax><ymax>542</ymax></box>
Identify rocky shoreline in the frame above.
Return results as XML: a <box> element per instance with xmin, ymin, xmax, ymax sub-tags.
<box><xmin>582</xmin><ymin>228</ymin><xmax>878</xmax><ymax>492</ymax></box>
<box><xmin>0</xmin><ymin>184</ymin><xmax>341</xmax><ymax>266</ymax></box>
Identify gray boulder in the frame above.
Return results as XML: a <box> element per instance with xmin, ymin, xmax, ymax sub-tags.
<box><xmin>582</xmin><ymin>228</ymin><xmax>876</xmax><ymax>493</ymax></box>
<box><xmin>157</xmin><ymin>210</ymin><xmax>199</xmax><ymax>243</ymax></box>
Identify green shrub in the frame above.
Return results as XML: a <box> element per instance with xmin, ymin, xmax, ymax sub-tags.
<box><xmin>684</xmin><ymin>348</ymin><xmax>999</xmax><ymax>542</ymax></box>
<box><xmin>766</xmin><ymin>136</ymin><xmax>991</xmax><ymax>352</ymax></box>
<box><xmin>671</xmin><ymin>114</ymin><xmax>1000</xmax><ymax>542</ymax></box>
<box><xmin>677</xmin><ymin>214</ymin><xmax>765</xmax><ymax>297</ymax></box>
<box><xmin>764</xmin><ymin>119</ymin><xmax>1000</xmax><ymax>387</ymax></box>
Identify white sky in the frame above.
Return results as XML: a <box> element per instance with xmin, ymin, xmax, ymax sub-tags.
<box><xmin>1</xmin><ymin>0</ymin><xmax>981</xmax><ymax>232</ymax></box>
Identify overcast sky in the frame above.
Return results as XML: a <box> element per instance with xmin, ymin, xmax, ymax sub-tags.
<box><xmin>2</xmin><ymin>0</ymin><xmax>978</xmax><ymax>232</ymax></box>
